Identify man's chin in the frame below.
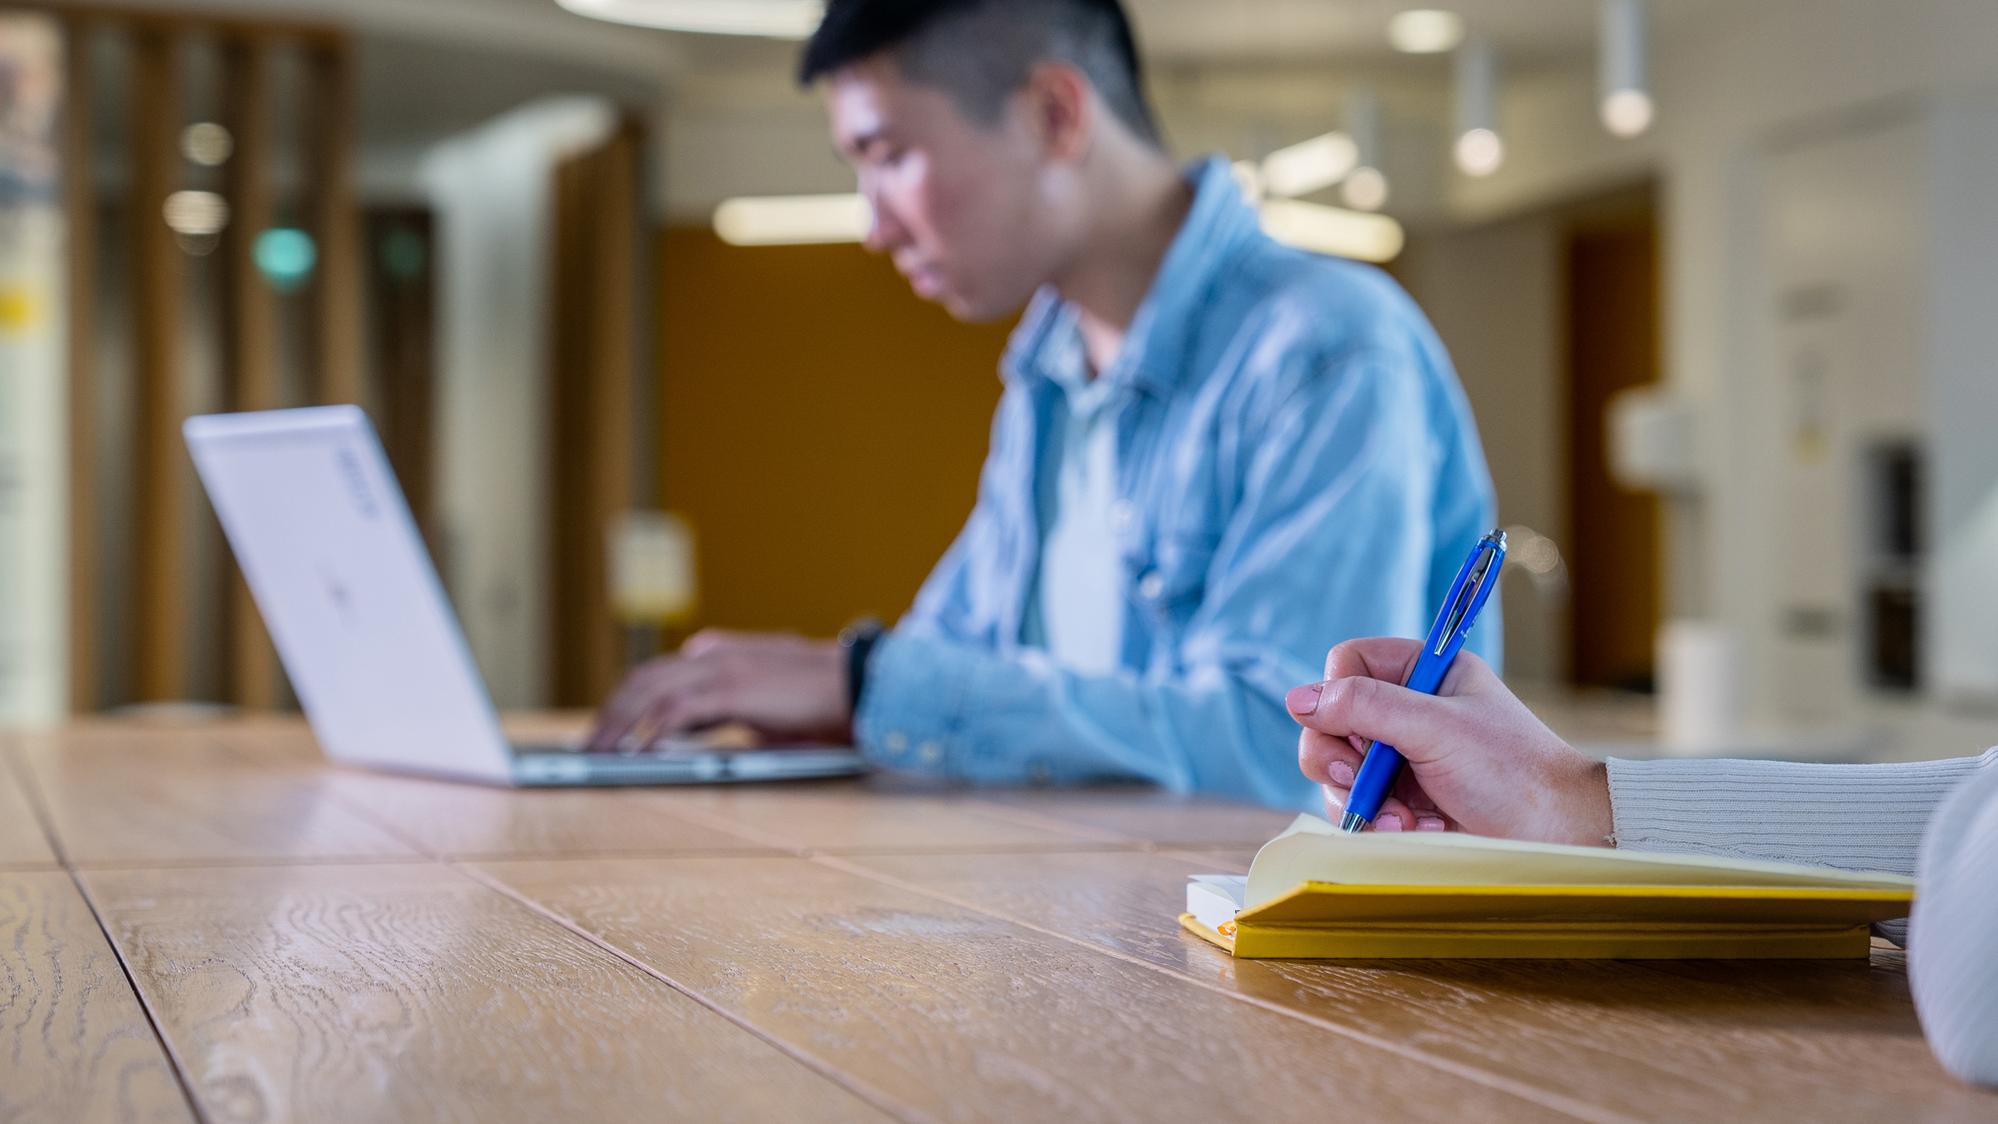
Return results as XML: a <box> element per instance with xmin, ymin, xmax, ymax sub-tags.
<box><xmin>933</xmin><ymin>290</ymin><xmax>1017</xmax><ymax>324</ymax></box>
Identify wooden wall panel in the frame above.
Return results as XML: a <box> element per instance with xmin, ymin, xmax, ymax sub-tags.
<box><xmin>219</xmin><ymin>37</ymin><xmax>279</xmax><ymax>708</ymax></box>
<box><xmin>306</xmin><ymin>42</ymin><xmax>362</xmax><ymax>407</ymax></box>
<box><xmin>129</xmin><ymin>28</ymin><xmax>186</xmax><ymax>703</ymax></box>
<box><xmin>546</xmin><ymin>122</ymin><xmax>642</xmax><ymax>706</ymax></box>
<box><xmin>62</xmin><ymin>16</ymin><xmax>97</xmax><ymax>713</ymax></box>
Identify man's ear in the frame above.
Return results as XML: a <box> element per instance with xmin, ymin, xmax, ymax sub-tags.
<box><xmin>1020</xmin><ymin>61</ymin><xmax>1093</xmax><ymax>162</ymax></box>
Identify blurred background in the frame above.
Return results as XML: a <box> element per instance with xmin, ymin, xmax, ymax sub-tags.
<box><xmin>2</xmin><ymin>0</ymin><xmax>1995</xmax><ymax>764</ymax></box>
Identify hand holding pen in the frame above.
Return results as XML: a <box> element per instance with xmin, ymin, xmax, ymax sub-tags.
<box><xmin>1283</xmin><ymin>532</ymin><xmax>1616</xmax><ymax>846</ymax></box>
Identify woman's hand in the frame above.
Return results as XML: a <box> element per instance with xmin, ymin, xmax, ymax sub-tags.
<box><xmin>1287</xmin><ymin>638</ymin><xmax>1614</xmax><ymax>847</ymax></box>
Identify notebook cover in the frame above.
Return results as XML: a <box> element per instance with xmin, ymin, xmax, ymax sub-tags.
<box><xmin>1177</xmin><ymin>879</ymin><xmax>1911</xmax><ymax>959</ymax></box>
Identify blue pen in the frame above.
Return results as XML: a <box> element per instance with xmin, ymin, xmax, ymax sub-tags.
<box><xmin>1340</xmin><ymin>529</ymin><xmax>1508</xmax><ymax>833</ymax></box>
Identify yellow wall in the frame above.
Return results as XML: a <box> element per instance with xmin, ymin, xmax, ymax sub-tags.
<box><xmin>658</xmin><ymin>227</ymin><xmax>1011</xmax><ymax>637</ymax></box>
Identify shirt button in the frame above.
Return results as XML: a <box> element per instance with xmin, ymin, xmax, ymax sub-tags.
<box><xmin>1137</xmin><ymin>571</ymin><xmax>1167</xmax><ymax>602</ymax></box>
<box><xmin>1110</xmin><ymin>500</ymin><xmax>1136</xmax><ymax>534</ymax></box>
<box><xmin>1027</xmin><ymin>760</ymin><xmax>1053</xmax><ymax>785</ymax></box>
<box><xmin>917</xmin><ymin>741</ymin><xmax>943</xmax><ymax>765</ymax></box>
<box><xmin>883</xmin><ymin>732</ymin><xmax>909</xmax><ymax>755</ymax></box>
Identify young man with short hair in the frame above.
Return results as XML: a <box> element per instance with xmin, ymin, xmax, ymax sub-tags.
<box><xmin>591</xmin><ymin>0</ymin><xmax>1497</xmax><ymax>810</ymax></box>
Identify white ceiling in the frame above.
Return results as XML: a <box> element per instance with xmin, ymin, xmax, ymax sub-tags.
<box><xmin>1132</xmin><ymin>0</ymin><xmax>1735</xmax><ymax>62</ymax></box>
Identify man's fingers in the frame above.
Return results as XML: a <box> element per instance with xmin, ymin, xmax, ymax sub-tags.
<box><xmin>589</xmin><ymin>659</ymin><xmax>709</xmax><ymax>751</ymax></box>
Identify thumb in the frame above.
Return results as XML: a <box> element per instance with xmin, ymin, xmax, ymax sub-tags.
<box><xmin>1284</xmin><ymin>675</ymin><xmax>1462</xmax><ymax>766</ymax></box>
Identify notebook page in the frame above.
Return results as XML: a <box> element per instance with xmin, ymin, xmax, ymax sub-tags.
<box><xmin>1244</xmin><ymin>815</ymin><xmax>1915</xmax><ymax>909</ymax></box>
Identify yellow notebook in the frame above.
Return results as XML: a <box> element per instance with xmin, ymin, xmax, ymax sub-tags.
<box><xmin>1181</xmin><ymin>815</ymin><xmax>1915</xmax><ymax>959</ymax></box>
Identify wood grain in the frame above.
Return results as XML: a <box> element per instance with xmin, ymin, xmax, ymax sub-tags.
<box><xmin>970</xmin><ymin>786</ymin><xmax>1299</xmax><ymax>847</ymax></box>
<box><xmin>81</xmin><ymin>863</ymin><xmax>892</xmax><ymax>1124</ymax></box>
<box><xmin>318</xmin><ymin>770</ymin><xmax>778</xmax><ymax>859</ymax></box>
<box><xmin>15</xmin><ymin>731</ymin><xmax>416</xmax><ymax>866</ymax></box>
<box><xmin>843</xmin><ymin>849</ymin><xmax>1998</xmax><ymax>1122</ymax></box>
<box><xmin>0</xmin><ymin>747</ymin><xmax>57</xmax><ymax>867</ymax></box>
<box><xmin>477</xmin><ymin>855</ymin><xmax>1568</xmax><ymax>1122</ymax></box>
<box><xmin>0</xmin><ymin>872</ymin><xmax>192</xmax><ymax>1122</ymax></box>
<box><xmin>655</xmin><ymin>783</ymin><xmax>1122</xmax><ymax>853</ymax></box>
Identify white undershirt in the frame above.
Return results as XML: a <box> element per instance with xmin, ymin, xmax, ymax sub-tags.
<box><xmin>1024</xmin><ymin>333</ymin><xmax>1124</xmax><ymax>674</ymax></box>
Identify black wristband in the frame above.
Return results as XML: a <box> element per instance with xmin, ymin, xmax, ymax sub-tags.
<box><xmin>838</xmin><ymin>619</ymin><xmax>885</xmax><ymax>716</ymax></box>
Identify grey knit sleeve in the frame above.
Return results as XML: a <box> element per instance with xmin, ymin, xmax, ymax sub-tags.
<box><xmin>1910</xmin><ymin>760</ymin><xmax>1998</xmax><ymax>1086</ymax></box>
<box><xmin>1605</xmin><ymin>746</ymin><xmax>1998</xmax><ymax>946</ymax></box>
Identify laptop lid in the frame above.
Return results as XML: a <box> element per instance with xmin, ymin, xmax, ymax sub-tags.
<box><xmin>185</xmin><ymin>406</ymin><xmax>515</xmax><ymax>784</ymax></box>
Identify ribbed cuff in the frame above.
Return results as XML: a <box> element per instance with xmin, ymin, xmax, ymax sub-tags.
<box><xmin>1606</xmin><ymin>750</ymin><xmax>1997</xmax><ymax>878</ymax></box>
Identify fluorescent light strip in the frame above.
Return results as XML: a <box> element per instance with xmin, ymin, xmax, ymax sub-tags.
<box><xmin>1388</xmin><ymin>9</ymin><xmax>1464</xmax><ymax>55</ymax></box>
<box><xmin>556</xmin><ymin>0</ymin><xmax>823</xmax><ymax>39</ymax></box>
<box><xmin>713</xmin><ymin>193</ymin><xmax>871</xmax><ymax>246</ymax></box>
<box><xmin>1258</xmin><ymin>131</ymin><xmax>1359</xmax><ymax>199</ymax></box>
<box><xmin>1259</xmin><ymin>199</ymin><xmax>1405</xmax><ymax>264</ymax></box>
<box><xmin>711</xmin><ymin>191</ymin><xmax>1404</xmax><ymax>264</ymax></box>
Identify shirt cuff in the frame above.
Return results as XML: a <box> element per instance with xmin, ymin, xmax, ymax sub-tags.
<box><xmin>852</xmin><ymin>630</ymin><xmax>970</xmax><ymax>775</ymax></box>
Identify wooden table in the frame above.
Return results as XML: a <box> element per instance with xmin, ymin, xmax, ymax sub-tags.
<box><xmin>3</xmin><ymin>718</ymin><xmax>1992</xmax><ymax>1123</ymax></box>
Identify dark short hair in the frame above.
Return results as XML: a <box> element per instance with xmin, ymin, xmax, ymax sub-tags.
<box><xmin>798</xmin><ymin>0</ymin><xmax>1162</xmax><ymax>148</ymax></box>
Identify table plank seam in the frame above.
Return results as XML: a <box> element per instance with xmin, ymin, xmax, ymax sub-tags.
<box><xmin>1</xmin><ymin>743</ymin><xmax>65</xmax><ymax>865</ymax></box>
<box><xmin>4</xmin><ymin>745</ymin><xmax>212</xmax><ymax>1124</ymax></box>
<box><xmin>451</xmin><ymin>862</ymin><xmax>938</xmax><ymax>1124</ymax></box>
<box><xmin>808</xmin><ymin>852</ymin><xmax>1634</xmax><ymax>1124</ymax></box>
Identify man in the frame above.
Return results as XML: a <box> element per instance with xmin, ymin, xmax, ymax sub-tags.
<box><xmin>590</xmin><ymin>0</ymin><xmax>1497</xmax><ymax>811</ymax></box>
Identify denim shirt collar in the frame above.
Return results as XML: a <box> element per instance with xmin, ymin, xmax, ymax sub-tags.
<box><xmin>1002</xmin><ymin>156</ymin><xmax>1262</xmax><ymax>398</ymax></box>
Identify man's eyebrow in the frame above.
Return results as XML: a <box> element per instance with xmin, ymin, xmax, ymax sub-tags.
<box><xmin>839</xmin><ymin>126</ymin><xmax>887</xmax><ymax>156</ymax></box>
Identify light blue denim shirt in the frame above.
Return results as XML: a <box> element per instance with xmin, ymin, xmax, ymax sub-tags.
<box><xmin>854</xmin><ymin>156</ymin><xmax>1499</xmax><ymax>811</ymax></box>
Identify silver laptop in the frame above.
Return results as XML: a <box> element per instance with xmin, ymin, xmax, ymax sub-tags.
<box><xmin>184</xmin><ymin>406</ymin><xmax>867</xmax><ymax>787</ymax></box>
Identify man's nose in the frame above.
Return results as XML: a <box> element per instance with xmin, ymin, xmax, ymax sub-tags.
<box><xmin>862</xmin><ymin>195</ymin><xmax>902</xmax><ymax>255</ymax></box>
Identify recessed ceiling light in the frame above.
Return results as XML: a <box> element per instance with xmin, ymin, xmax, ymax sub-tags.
<box><xmin>555</xmin><ymin>0</ymin><xmax>823</xmax><ymax>39</ymax></box>
<box><xmin>1388</xmin><ymin>9</ymin><xmax>1465</xmax><ymax>55</ymax></box>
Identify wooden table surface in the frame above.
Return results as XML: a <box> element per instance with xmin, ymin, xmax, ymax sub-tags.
<box><xmin>3</xmin><ymin>718</ymin><xmax>1993</xmax><ymax>1123</ymax></box>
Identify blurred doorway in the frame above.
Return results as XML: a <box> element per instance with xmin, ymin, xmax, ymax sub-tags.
<box><xmin>1561</xmin><ymin>187</ymin><xmax>1663</xmax><ymax>691</ymax></box>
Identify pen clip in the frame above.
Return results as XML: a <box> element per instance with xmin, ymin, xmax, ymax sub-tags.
<box><xmin>1431</xmin><ymin>532</ymin><xmax>1506</xmax><ymax>658</ymax></box>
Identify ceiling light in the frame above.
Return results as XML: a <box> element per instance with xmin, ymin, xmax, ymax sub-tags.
<box><xmin>180</xmin><ymin>122</ymin><xmax>233</xmax><ymax>166</ymax></box>
<box><xmin>1453</xmin><ymin>38</ymin><xmax>1503</xmax><ymax>177</ymax></box>
<box><xmin>713</xmin><ymin>193</ymin><xmax>871</xmax><ymax>246</ymax></box>
<box><xmin>554</xmin><ymin>0</ymin><xmax>822</xmax><ymax>39</ymax></box>
<box><xmin>1453</xmin><ymin>128</ymin><xmax>1504</xmax><ymax>177</ymax></box>
<box><xmin>162</xmin><ymin>190</ymin><xmax>230</xmax><ymax>236</ymax></box>
<box><xmin>1599</xmin><ymin>0</ymin><xmax>1653</xmax><ymax>137</ymax></box>
<box><xmin>1388</xmin><ymin>9</ymin><xmax>1464</xmax><ymax>55</ymax></box>
<box><xmin>1259</xmin><ymin>199</ymin><xmax>1404</xmax><ymax>263</ymax></box>
<box><xmin>1340</xmin><ymin>89</ymin><xmax>1388</xmax><ymax>211</ymax></box>
<box><xmin>1341</xmin><ymin>166</ymin><xmax>1389</xmax><ymax>212</ymax></box>
<box><xmin>1258</xmin><ymin>132</ymin><xmax>1359</xmax><ymax>199</ymax></box>
<box><xmin>1602</xmin><ymin>89</ymin><xmax>1654</xmax><ymax>137</ymax></box>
